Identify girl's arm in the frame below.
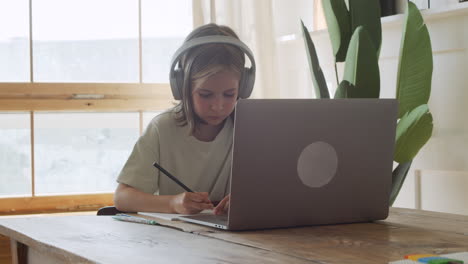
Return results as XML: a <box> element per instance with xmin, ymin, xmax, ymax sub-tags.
<box><xmin>114</xmin><ymin>183</ymin><xmax>213</xmax><ymax>214</ymax></box>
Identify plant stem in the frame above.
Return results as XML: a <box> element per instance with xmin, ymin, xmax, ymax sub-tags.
<box><xmin>334</xmin><ymin>62</ymin><xmax>339</xmax><ymax>86</ymax></box>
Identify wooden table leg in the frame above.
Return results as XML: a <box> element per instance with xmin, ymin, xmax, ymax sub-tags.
<box><xmin>10</xmin><ymin>239</ymin><xmax>27</xmax><ymax>264</ymax></box>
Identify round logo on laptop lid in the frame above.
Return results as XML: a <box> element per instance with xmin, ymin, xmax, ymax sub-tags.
<box><xmin>297</xmin><ymin>141</ymin><xmax>338</xmax><ymax>188</ymax></box>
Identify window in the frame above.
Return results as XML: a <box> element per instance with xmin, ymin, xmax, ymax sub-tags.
<box><xmin>0</xmin><ymin>1</ymin><xmax>192</xmax><ymax>213</ymax></box>
<box><xmin>142</xmin><ymin>1</ymin><xmax>192</xmax><ymax>83</ymax></box>
<box><xmin>0</xmin><ymin>0</ymin><xmax>29</xmax><ymax>82</ymax></box>
<box><xmin>33</xmin><ymin>0</ymin><xmax>139</xmax><ymax>82</ymax></box>
<box><xmin>0</xmin><ymin>113</ymin><xmax>31</xmax><ymax>196</ymax></box>
<box><xmin>34</xmin><ymin>112</ymin><xmax>139</xmax><ymax>195</ymax></box>
<box><xmin>142</xmin><ymin>111</ymin><xmax>163</xmax><ymax>129</ymax></box>
<box><xmin>1</xmin><ymin>0</ymin><xmax>192</xmax><ymax>84</ymax></box>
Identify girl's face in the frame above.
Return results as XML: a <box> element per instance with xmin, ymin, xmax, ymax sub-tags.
<box><xmin>192</xmin><ymin>70</ymin><xmax>240</xmax><ymax>127</ymax></box>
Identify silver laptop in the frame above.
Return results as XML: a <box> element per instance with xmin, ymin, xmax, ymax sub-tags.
<box><xmin>178</xmin><ymin>99</ymin><xmax>398</xmax><ymax>231</ymax></box>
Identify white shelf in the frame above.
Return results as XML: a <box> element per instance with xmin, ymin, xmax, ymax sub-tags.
<box><xmin>382</xmin><ymin>1</ymin><xmax>468</xmax><ymax>27</ymax></box>
<box><xmin>309</xmin><ymin>1</ymin><xmax>468</xmax><ymax>36</ymax></box>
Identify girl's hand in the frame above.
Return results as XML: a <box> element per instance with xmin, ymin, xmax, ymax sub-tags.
<box><xmin>214</xmin><ymin>195</ymin><xmax>230</xmax><ymax>215</ymax></box>
<box><xmin>170</xmin><ymin>192</ymin><xmax>214</xmax><ymax>214</ymax></box>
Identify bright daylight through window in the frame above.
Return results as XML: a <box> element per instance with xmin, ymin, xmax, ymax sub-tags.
<box><xmin>0</xmin><ymin>0</ymin><xmax>192</xmax><ymax>198</ymax></box>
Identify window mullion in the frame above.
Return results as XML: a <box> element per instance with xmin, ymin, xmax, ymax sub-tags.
<box><xmin>29</xmin><ymin>0</ymin><xmax>34</xmax><ymax>82</ymax></box>
<box><xmin>30</xmin><ymin>111</ymin><xmax>35</xmax><ymax>197</ymax></box>
<box><xmin>138</xmin><ymin>0</ymin><xmax>143</xmax><ymax>83</ymax></box>
<box><xmin>139</xmin><ymin>110</ymin><xmax>143</xmax><ymax>136</ymax></box>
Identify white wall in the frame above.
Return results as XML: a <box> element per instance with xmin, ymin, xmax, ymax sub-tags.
<box><xmin>310</xmin><ymin>3</ymin><xmax>468</xmax><ymax>215</ymax></box>
<box><xmin>379</xmin><ymin>4</ymin><xmax>468</xmax><ymax>214</ymax></box>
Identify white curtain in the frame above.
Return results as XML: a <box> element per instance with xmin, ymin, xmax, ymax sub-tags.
<box><xmin>192</xmin><ymin>0</ymin><xmax>317</xmax><ymax>99</ymax></box>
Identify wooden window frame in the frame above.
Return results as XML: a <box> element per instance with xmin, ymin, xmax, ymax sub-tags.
<box><xmin>0</xmin><ymin>83</ymin><xmax>173</xmax><ymax>111</ymax></box>
<box><xmin>0</xmin><ymin>0</ymin><xmax>182</xmax><ymax>214</ymax></box>
<box><xmin>0</xmin><ymin>194</ymin><xmax>115</xmax><ymax>215</ymax></box>
<box><xmin>0</xmin><ymin>83</ymin><xmax>174</xmax><ymax>215</ymax></box>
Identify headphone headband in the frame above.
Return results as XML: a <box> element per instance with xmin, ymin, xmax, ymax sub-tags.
<box><xmin>170</xmin><ymin>36</ymin><xmax>256</xmax><ymax>76</ymax></box>
<box><xmin>169</xmin><ymin>35</ymin><xmax>256</xmax><ymax>100</ymax></box>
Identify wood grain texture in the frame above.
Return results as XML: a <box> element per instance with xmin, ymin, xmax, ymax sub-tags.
<box><xmin>0</xmin><ymin>216</ymin><xmax>312</xmax><ymax>264</ymax></box>
<box><xmin>0</xmin><ymin>98</ymin><xmax>173</xmax><ymax>111</ymax></box>
<box><xmin>0</xmin><ymin>194</ymin><xmax>113</xmax><ymax>215</ymax></box>
<box><xmin>138</xmin><ymin>207</ymin><xmax>468</xmax><ymax>264</ymax></box>
<box><xmin>10</xmin><ymin>240</ymin><xmax>27</xmax><ymax>264</ymax></box>
<box><xmin>201</xmin><ymin>222</ymin><xmax>468</xmax><ymax>263</ymax></box>
<box><xmin>0</xmin><ymin>234</ymin><xmax>12</xmax><ymax>264</ymax></box>
<box><xmin>1</xmin><ymin>208</ymin><xmax>467</xmax><ymax>264</ymax></box>
<box><xmin>384</xmin><ymin>207</ymin><xmax>468</xmax><ymax>234</ymax></box>
<box><xmin>0</xmin><ymin>83</ymin><xmax>170</xmax><ymax>96</ymax></box>
<box><xmin>0</xmin><ymin>83</ymin><xmax>174</xmax><ymax>111</ymax></box>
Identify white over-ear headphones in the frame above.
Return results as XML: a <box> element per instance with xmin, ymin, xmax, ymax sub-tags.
<box><xmin>169</xmin><ymin>35</ymin><xmax>256</xmax><ymax>100</ymax></box>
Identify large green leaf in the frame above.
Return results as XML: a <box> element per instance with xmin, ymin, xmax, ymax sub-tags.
<box><xmin>322</xmin><ymin>0</ymin><xmax>351</xmax><ymax>62</ymax></box>
<box><xmin>394</xmin><ymin>104</ymin><xmax>433</xmax><ymax>163</ymax></box>
<box><xmin>341</xmin><ymin>26</ymin><xmax>380</xmax><ymax>98</ymax></box>
<box><xmin>396</xmin><ymin>1</ymin><xmax>433</xmax><ymax>118</ymax></box>
<box><xmin>301</xmin><ymin>20</ymin><xmax>330</xmax><ymax>99</ymax></box>
<box><xmin>390</xmin><ymin>161</ymin><xmax>412</xmax><ymax>206</ymax></box>
<box><xmin>349</xmin><ymin>0</ymin><xmax>382</xmax><ymax>56</ymax></box>
<box><xmin>334</xmin><ymin>80</ymin><xmax>352</xmax><ymax>99</ymax></box>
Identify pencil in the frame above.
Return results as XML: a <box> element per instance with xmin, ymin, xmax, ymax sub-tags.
<box><xmin>112</xmin><ymin>214</ymin><xmax>159</xmax><ymax>225</ymax></box>
<box><xmin>153</xmin><ymin>162</ymin><xmax>194</xmax><ymax>193</ymax></box>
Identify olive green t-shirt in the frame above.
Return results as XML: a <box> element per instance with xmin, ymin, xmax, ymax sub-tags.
<box><xmin>117</xmin><ymin>110</ymin><xmax>233</xmax><ymax>202</ymax></box>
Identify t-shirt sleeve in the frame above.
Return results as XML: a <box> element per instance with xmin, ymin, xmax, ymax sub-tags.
<box><xmin>117</xmin><ymin>121</ymin><xmax>160</xmax><ymax>194</ymax></box>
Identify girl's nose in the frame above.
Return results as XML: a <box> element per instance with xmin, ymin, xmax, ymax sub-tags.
<box><xmin>211</xmin><ymin>98</ymin><xmax>224</xmax><ymax>111</ymax></box>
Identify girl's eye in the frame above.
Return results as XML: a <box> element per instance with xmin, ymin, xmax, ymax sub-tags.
<box><xmin>224</xmin><ymin>93</ymin><xmax>235</xmax><ymax>98</ymax></box>
<box><xmin>199</xmin><ymin>93</ymin><xmax>211</xmax><ymax>98</ymax></box>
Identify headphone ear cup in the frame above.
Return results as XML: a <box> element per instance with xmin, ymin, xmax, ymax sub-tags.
<box><xmin>170</xmin><ymin>68</ymin><xmax>184</xmax><ymax>100</ymax></box>
<box><xmin>238</xmin><ymin>67</ymin><xmax>255</xmax><ymax>99</ymax></box>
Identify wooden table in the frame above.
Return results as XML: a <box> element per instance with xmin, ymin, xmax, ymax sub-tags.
<box><xmin>1</xmin><ymin>208</ymin><xmax>468</xmax><ymax>264</ymax></box>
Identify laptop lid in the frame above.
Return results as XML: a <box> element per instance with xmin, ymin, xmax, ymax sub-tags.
<box><xmin>227</xmin><ymin>99</ymin><xmax>398</xmax><ymax>230</ymax></box>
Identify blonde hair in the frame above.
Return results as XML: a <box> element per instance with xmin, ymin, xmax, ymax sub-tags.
<box><xmin>173</xmin><ymin>23</ymin><xmax>245</xmax><ymax>135</ymax></box>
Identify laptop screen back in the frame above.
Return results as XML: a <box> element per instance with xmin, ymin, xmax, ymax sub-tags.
<box><xmin>227</xmin><ymin>99</ymin><xmax>398</xmax><ymax>230</ymax></box>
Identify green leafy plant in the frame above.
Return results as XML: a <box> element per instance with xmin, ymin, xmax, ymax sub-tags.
<box><xmin>301</xmin><ymin>0</ymin><xmax>434</xmax><ymax>205</ymax></box>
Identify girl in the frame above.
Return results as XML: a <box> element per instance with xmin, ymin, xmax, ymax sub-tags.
<box><xmin>114</xmin><ymin>23</ymin><xmax>255</xmax><ymax>216</ymax></box>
